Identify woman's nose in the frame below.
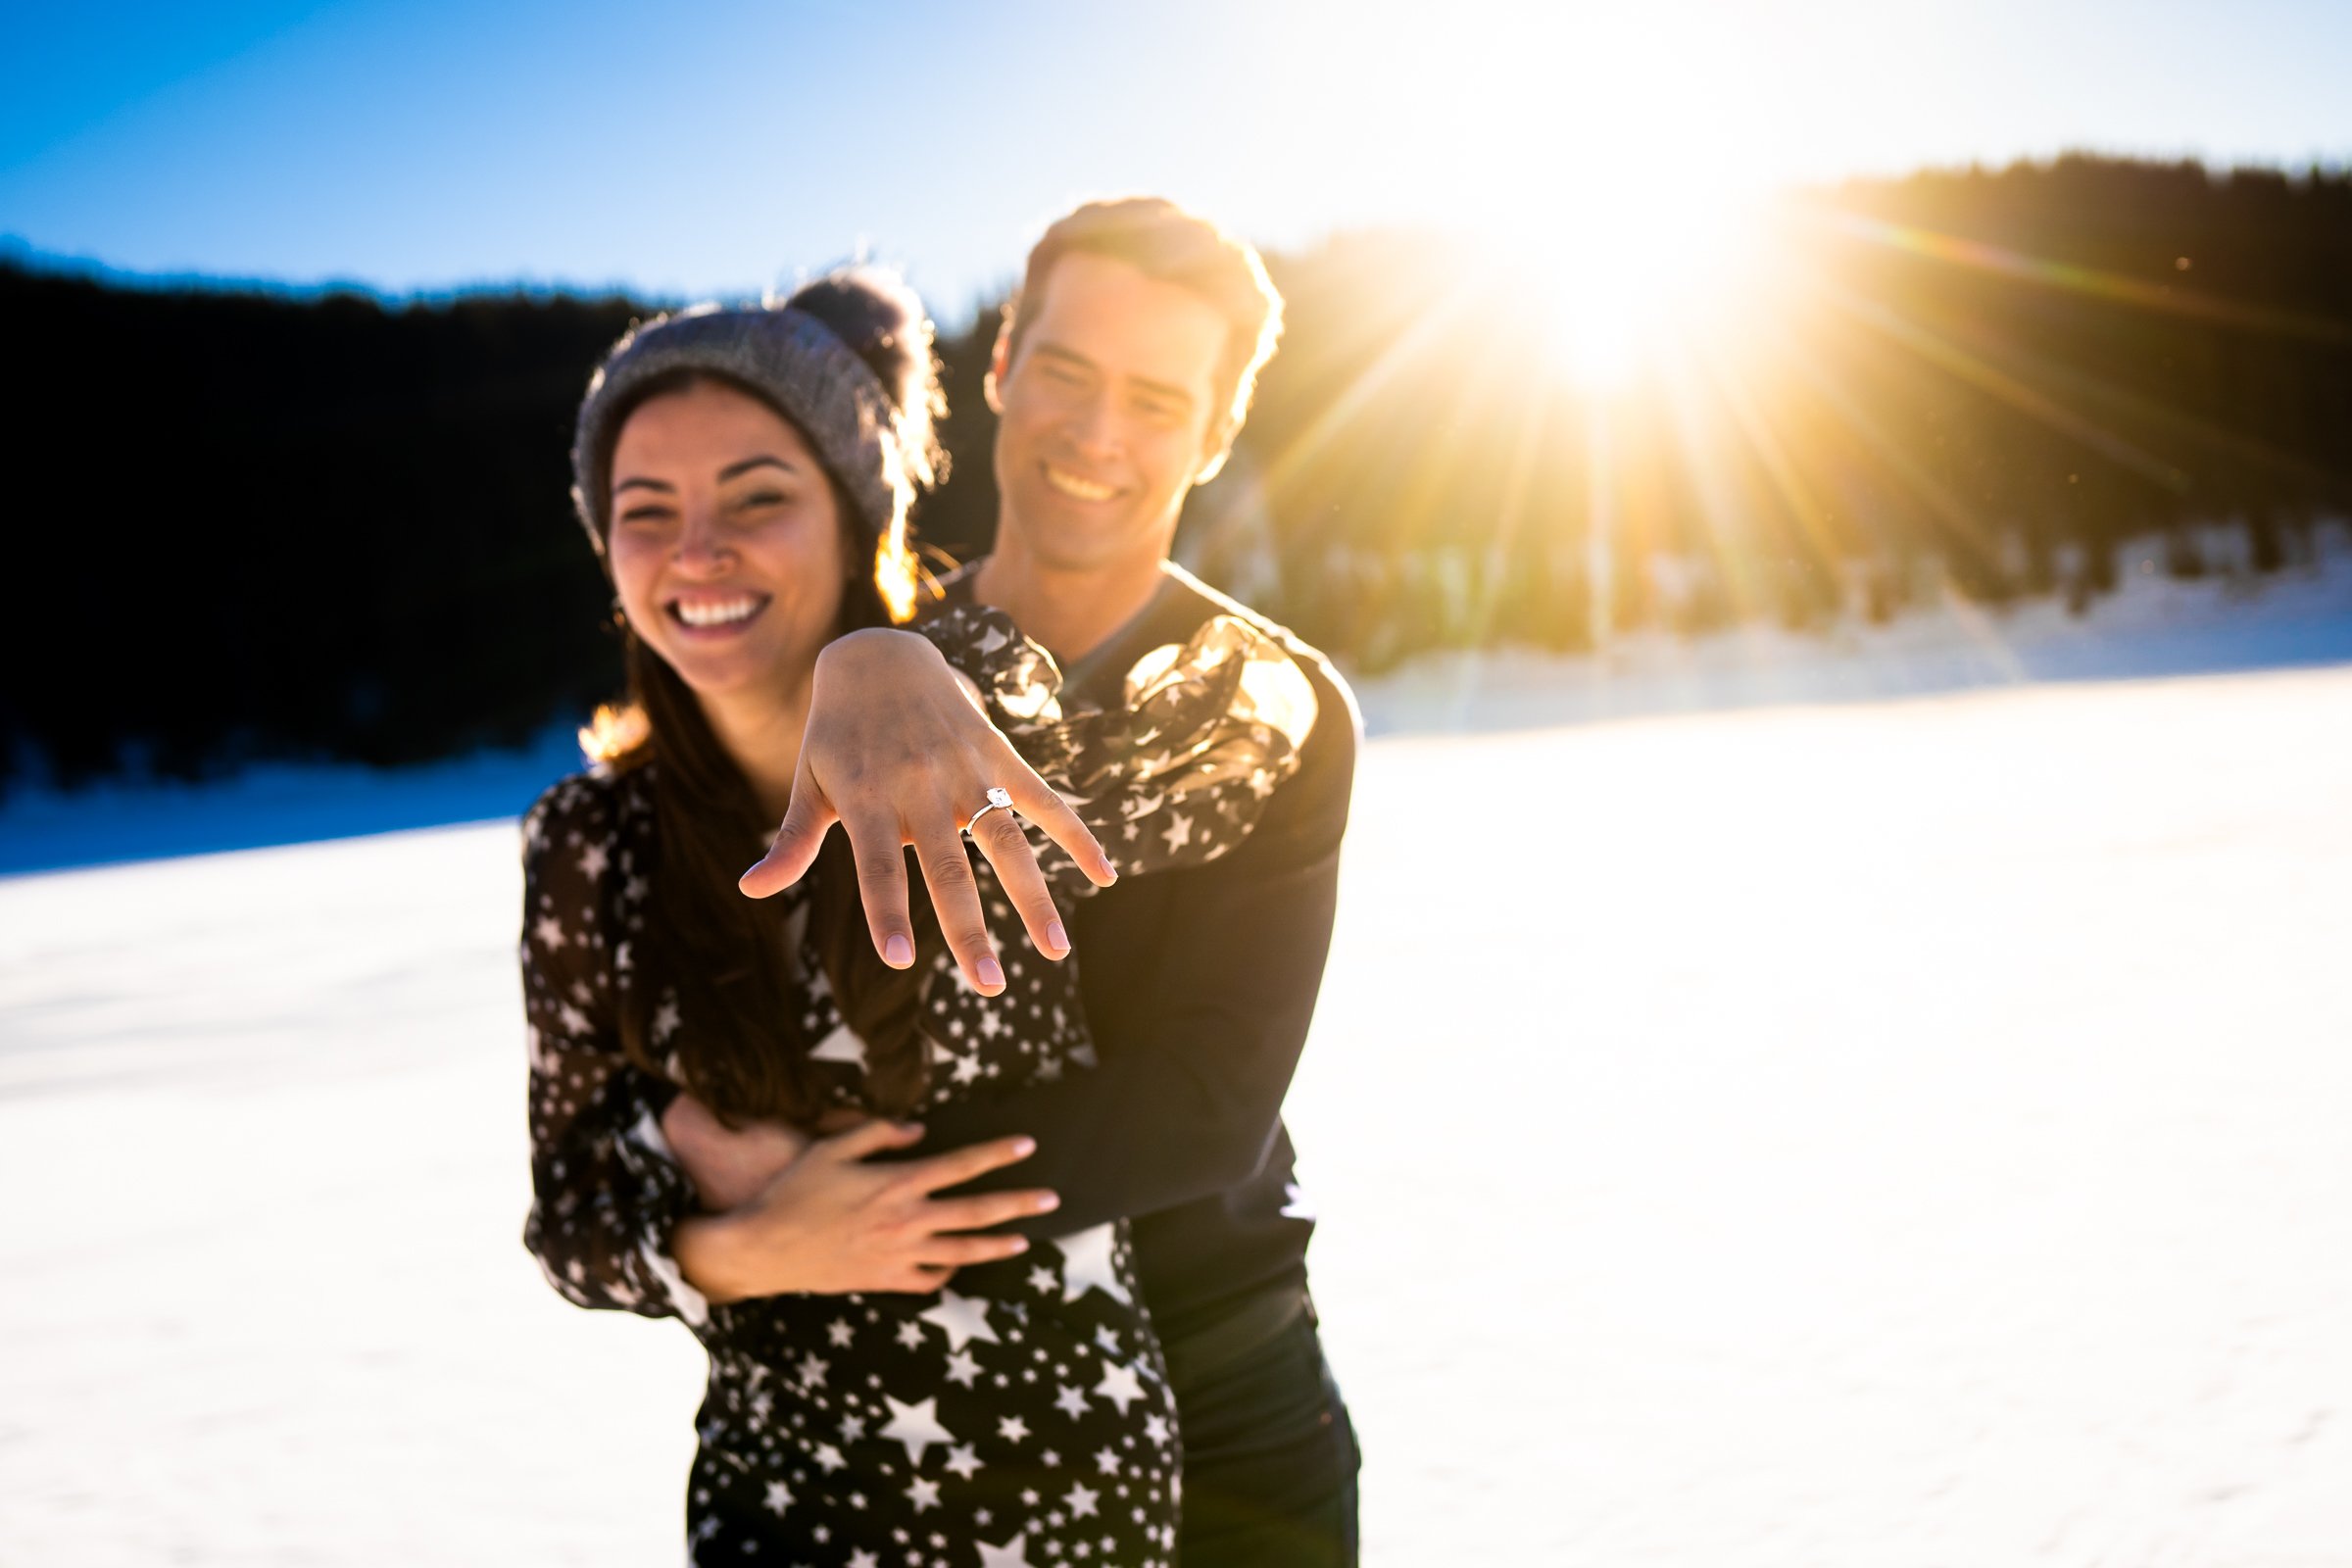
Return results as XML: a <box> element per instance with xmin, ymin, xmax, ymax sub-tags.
<box><xmin>671</xmin><ymin>503</ymin><xmax>733</xmax><ymax>570</ymax></box>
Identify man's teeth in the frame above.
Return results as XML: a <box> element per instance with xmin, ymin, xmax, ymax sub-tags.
<box><xmin>674</xmin><ymin>597</ymin><xmax>761</xmax><ymax>627</ymax></box>
<box><xmin>1045</xmin><ymin>466</ymin><xmax>1115</xmax><ymax>502</ymax></box>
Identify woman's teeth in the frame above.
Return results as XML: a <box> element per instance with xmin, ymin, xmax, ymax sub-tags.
<box><xmin>672</xmin><ymin>596</ymin><xmax>763</xmax><ymax>627</ymax></box>
<box><xmin>1045</xmin><ymin>466</ymin><xmax>1115</xmax><ymax>502</ymax></box>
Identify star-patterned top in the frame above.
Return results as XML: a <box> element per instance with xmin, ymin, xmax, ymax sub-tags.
<box><xmin>519</xmin><ymin>605</ymin><xmax>1316</xmax><ymax>1567</ymax></box>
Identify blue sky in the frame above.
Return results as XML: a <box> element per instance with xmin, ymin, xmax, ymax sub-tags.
<box><xmin>4</xmin><ymin>0</ymin><xmax>2347</xmax><ymax>327</ymax></box>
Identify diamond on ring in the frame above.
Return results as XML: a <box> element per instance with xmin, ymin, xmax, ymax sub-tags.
<box><xmin>966</xmin><ymin>786</ymin><xmax>1016</xmax><ymax>834</ymax></box>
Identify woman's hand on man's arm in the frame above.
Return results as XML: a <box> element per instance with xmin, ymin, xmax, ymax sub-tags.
<box><xmin>670</xmin><ymin>1115</ymin><xmax>1061</xmax><ymax>1302</ymax></box>
<box><xmin>660</xmin><ymin>1094</ymin><xmax>812</xmax><ymax>1213</ymax></box>
<box><xmin>737</xmin><ymin>628</ymin><xmax>1115</xmax><ymax>997</ymax></box>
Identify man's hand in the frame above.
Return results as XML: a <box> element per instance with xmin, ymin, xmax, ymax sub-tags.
<box><xmin>739</xmin><ymin>627</ymin><xmax>1115</xmax><ymax>996</ymax></box>
<box><xmin>661</xmin><ymin>1094</ymin><xmax>810</xmax><ymax>1214</ymax></box>
<box><xmin>670</xmin><ymin>1119</ymin><xmax>1061</xmax><ymax>1299</ymax></box>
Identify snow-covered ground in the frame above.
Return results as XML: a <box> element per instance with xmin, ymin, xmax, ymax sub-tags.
<box><xmin>5</xmin><ymin>657</ymin><xmax>2349</xmax><ymax>1565</ymax></box>
<box><xmin>1354</xmin><ymin>527</ymin><xmax>2352</xmax><ymax>736</ymax></box>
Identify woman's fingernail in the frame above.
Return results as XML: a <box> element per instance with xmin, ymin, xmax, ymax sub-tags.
<box><xmin>884</xmin><ymin>934</ymin><xmax>914</xmax><ymax>967</ymax></box>
<box><xmin>1099</xmin><ymin>856</ymin><xmax>1119</xmax><ymax>882</ymax></box>
<box><xmin>1007</xmin><ymin>1237</ymin><xmax>1030</xmax><ymax>1253</ymax></box>
<box><xmin>1045</xmin><ymin>920</ymin><xmax>1069</xmax><ymax>954</ymax></box>
<box><xmin>1012</xmin><ymin>1137</ymin><xmax>1036</xmax><ymax>1157</ymax></box>
<box><xmin>977</xmin><ymin>956</ymin><xmax>1005</xmax><ymax>989</ymax></box>
<box><xmin>1035</xmin><ymin>1192</ymin><xmax>1060</xmax><ymax>1212</ymax></box>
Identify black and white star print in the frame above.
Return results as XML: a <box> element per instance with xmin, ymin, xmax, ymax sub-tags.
<box><xmin>520</xmin><ymin>607</ymin><xmax>1317</xmax><ymax>1565</ymax></box>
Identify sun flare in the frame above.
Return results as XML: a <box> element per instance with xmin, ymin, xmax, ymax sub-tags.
<box><xmin>1423</xmin><ymin>9</ymin><xmax>1786</xmax><ymax>392</ymax></box>
<box><xmin>1499</xmin><ymin>177</ymin><xmax>1764</xmax><ymax>390</ymax></box>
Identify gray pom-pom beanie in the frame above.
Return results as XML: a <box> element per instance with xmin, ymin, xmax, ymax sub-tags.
<box><xmin>570</xmin><ymin>303</ymin><xmax>903</xmax><ymax>556</ymax></box>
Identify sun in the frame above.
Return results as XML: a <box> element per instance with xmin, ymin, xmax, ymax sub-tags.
<box><xmin>1389</xmin><ymin>5</ymin><xmax>1788</xmax><ymax>391</ymax></box>
<box><xmin>1496</xmin><ymin>172</ymin><xmax>1763</xmax><ymax>391</ymax></box>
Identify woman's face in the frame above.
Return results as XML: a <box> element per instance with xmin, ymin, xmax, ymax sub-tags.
<box><xmin>606</xmin><ymin>379</ymin><xmax>852</xmax><ymax>706</ymax></box>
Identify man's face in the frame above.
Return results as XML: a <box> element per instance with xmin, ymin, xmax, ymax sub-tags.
<box><xmin>990</xmin><ymin>252</ymin><xmax>1232</xmax><ymax>575</ymax></box>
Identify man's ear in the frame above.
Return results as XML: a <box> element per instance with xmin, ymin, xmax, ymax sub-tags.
<box><xmin>1193</xmin><ymin>419</ymin><xmax>1240</xmax><ymax>486</ymax></box>
<box><xmin>984</xmin><ymin>322</ymin><xmax>1013</xmax><ymax>416</ymax></box>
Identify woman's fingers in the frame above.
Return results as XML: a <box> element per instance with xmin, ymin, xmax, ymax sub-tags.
<box><xmin>915</xmin><ymin>1232</ymin><xmax>1035</xmax><ymax>1268</ymax></box>
<box><xmin>911</xmin><ymin>824</ymin><xmax>1004</xmax><ymax>995</ymax></box>
<box><xmin>739</xmin><ymin>765</ymin><xmax>836</xmax><ymax>901</ymax></box>
<box><xmin>1002</xmin><ymin>753</ymin><xmax>1117</xmax><ymax>888</ymax></box>
<box><xmin>840</xmin><ymin>816</ymin><xmax>920</xmax><ymax>969</ymax></box>
<box><xmin>904</xmin><ymin>1134</ymin><xmax>1042</xmax><ymax>1196</ymax></box>
<box><xmin>965</xmin><ymin>806</ymin><xmax>1071</xmax><ymax>959</ymax></box>
<box><xmin>821</xmin><ymin>1117</ymin><xmax>929</xmax><ymax>1163</ymax></box>
<box><xmin>925</xmin><ymin>1189</ymin><xmax>1063</xmax><ymax>1235</ymax></box>
<box><xmin>959</xmin><ymin>743</ymin><xmax>1111</xmax><ymax>958</ymax></box>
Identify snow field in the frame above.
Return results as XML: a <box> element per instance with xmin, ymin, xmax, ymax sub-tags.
<box><xmin>5</xmin><ymin>662</ymin><xmax>2351</xmax><ymax>1565</ymax></box>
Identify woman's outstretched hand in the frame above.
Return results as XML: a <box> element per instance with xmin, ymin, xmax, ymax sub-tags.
<box><xmin>671</xmin><ymin>1116</ymin><xmax>1059</xmax><ymax>1301</ymax></box>
<box><xmin>737</xmin><ymin>628</ymin><xmax>1116</xmax><ymax>996</ymax></box>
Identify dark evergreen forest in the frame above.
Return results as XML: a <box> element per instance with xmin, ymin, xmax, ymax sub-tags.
<box><xmin>6</xmin><ymin>155</ymin><xmax>2348</xmax><ymax>795</ymax></box>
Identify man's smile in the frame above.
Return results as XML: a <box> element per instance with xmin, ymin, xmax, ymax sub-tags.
<box><xmin>1043</xmin><ymin>464</ymin><xmax>1119</xmax><ymax>503</ymax></box>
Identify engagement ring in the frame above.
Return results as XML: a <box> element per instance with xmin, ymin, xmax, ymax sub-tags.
<box><xmin>965</xmin><ymin>786</ymin><xmax>1015</xmax><ymax>834</ymax></box>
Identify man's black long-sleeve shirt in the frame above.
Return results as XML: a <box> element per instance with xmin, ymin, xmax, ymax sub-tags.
<box><xmin>913</xmin><ymin>562</ymin><xmax>1358</xmax><ymax>1346</ymax></box>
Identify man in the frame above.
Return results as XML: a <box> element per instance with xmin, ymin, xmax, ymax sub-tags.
<box><xmin>740</xmin><ymin>197</ymin><xmax>1361</xmax><ymax>1565</ymax></box>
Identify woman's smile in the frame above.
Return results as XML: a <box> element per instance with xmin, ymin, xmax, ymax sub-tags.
<box><xmin>665</xmin><ymin>590</ymin><xmax>773</xmax><ymax>635</ymax></box>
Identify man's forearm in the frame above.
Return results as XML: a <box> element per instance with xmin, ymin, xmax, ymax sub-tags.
<box><xmin>909</xmin><ymin>852</ymin><xmax>1340</xmax><ymax>1237</ymax></box>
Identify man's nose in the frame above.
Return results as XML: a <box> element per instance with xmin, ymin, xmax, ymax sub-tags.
<box><xmin>1066</xmin><ymin>392</ymin><xmax>1124</xmax><ymax>459</ymax></box>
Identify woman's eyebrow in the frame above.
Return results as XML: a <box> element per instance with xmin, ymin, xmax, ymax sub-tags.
<box><xmin>612</xmin><ymin>475</ymin><xmax>675</xmax><ymax>497</ymax></box>
<box><xmin>719</xmin><ymin>455</ymin><xmax>798</xmax><ymax>481</ymax></box>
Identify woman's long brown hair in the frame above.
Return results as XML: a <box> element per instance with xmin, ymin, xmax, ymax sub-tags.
<box><xmin>612</xmin><ymin>616</ymin><xmax>939</xmax><ymax>1124</ymax></box>
<box><xmin>590</xmin><ymin>273</ymin><xmax>949</xmax><ymax>1125</ymax></box>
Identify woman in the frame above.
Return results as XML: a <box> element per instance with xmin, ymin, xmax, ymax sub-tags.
<box><xmin>520</xmin><ymin>270</ymin><xmax>1315</xmax><ymax>1564</ymax></box>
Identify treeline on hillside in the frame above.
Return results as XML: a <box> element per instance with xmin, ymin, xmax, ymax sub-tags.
<box><xmin>1197</xmin><ymin>156</ymin><xmax>2352</xmax><ymax>667</ymax></box>
<box><xmin>1</xmin><ymin>276</ymin><xmax>643</xmax><ymax>790</ymax></box>
<box><xmin>4</xmin><ymin>155</ymin><xmax>2349</xmax><ymax>793</ymax></box>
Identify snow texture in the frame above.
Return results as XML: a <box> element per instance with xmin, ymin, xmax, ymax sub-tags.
<box><xmin>3</xmin><ymin>550</ymin><xmax>2351</xmax><ymax>1563</ymax></box>
<box><xmin>5</xmin><ymin>658</ymin><xmax>2350</xmax><ymax>1565</ymax></box>
<box><xmin>1354</xmin><ymin>525</ymin><xmax>2352</xmax><ymax>738</ymax></box>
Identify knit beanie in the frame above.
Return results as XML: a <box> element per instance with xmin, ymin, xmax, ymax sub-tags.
<box><xmin>570</xmin><ymin>303</ymin><xmax>904</xmax><ymax>555</ymax></box>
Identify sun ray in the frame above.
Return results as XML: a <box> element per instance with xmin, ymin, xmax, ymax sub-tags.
<box><xmin>1803</xmin><ymin>272</ymin><xmax>2191</xmax><ymax>493</ymax></box>
<box><xmin>1696</xmin><ymin>342</ymin><xmax>1851</xmax><ymax>593</ymax></box>
<box><xmin>1658</xmin><ymin>342</ymin><xmax>1773</xmax><ymax>628</ymax></box>
<box><xmin>1255</xmin><ymin>270</ymin><xmax>1485</xmax><ymax>507</ymax></box>
<box><xmin>1809</xmin><ymin>207</ymin><xmax>2352</xmax><ymax>346</ymax></box>
<box><xmin>1760</xmin><ymin>318</ymin><xmax>2034</xmax><ymax>682</ymax></box>
<box><xmin>1439</xmin><ymin>358</ymin><xmax>1560</xmax><ymax>719</ymax></box>
<box><xmin>1584</xmin><ymin>401</ymin><xmax>1617</xmax><ymax>650</ymax></box>
<box><xmin>1834</xmin><ymin>277</ymin><xmax>2345</xmax><ymax>493</ymax></box>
